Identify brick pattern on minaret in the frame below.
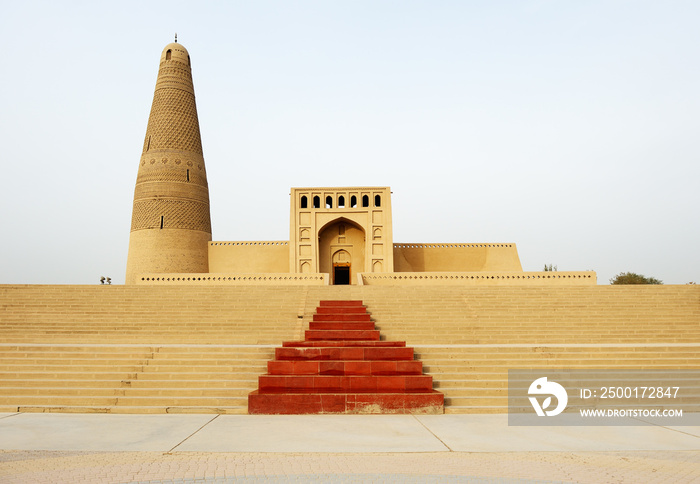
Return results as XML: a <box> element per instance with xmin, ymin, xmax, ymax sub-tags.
<box><xmin>125</xmin><ymin>42</ymin><xmax>212</xmax><ymax>284</ymax></box>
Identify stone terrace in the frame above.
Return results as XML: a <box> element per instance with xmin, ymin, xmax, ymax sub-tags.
<box><xmin>0</xmin><ymin>284</ymin><xmax>698</xmax><ymax>414</ymax></box>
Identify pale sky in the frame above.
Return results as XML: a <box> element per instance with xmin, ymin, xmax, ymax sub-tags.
<box><xmin>1</xmin><ymin>1</ymin><xmax>698</xmax><ymax>285</ymax></box>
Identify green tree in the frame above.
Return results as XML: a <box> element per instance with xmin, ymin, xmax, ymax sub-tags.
<box><xmin>609</xmin><ymin>272</ymin><xmax>663</xmax><ymax>285</ymax></box>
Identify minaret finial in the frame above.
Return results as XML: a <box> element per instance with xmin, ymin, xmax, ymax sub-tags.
<box><xmin>175</xmin><ymin>33</ymin><xmax>178</xmax><ymax>43</ymax></box>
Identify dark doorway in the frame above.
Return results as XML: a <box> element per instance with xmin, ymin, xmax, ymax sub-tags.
<box><xmin>333</xmin><ymin>264</ymin><xmax>350</xmax><ymax>285</ymax></box>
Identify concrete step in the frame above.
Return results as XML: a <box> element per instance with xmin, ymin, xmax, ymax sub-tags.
<box><xmin>115</xmin><ymin>396</ymin><xmax>249</xmax><ymax>407</ymax></box>
<box><xmin>0</xmin><ymin>371</ymin><xmax>137</xmax><ymax>380</ymax></box>
<box><xmin>0</xmin><ymin>364</ymin><xmax>148</xmax><ymax>372</ymax></box>
<box><xmin>0</xmin><ymin>379</ymin><xmax>255</xmax><ymax>390</ymax></box>
<box><xmin>0</xmin><ymin>379</ymin><xmax>123</xmax><ymax>389</ymax></box>
<box><xmin>421</xmin><ymin>359</ymin><xmax>700</xmax><ymax>370</ymax></box>
<box><xmin>434</xmin><ymin>379</ymin><xmax>509</xmax><ymax>389</ymax></box>
<box><xmin>133</xmin><ymin>372</ymin><xmax>260</xmax><ymax>381</ymax></box>
<box><xmin>123</xmin><ymin>380</ymin><xmax>257</xmax><ymax>389</ymax></box>
<box><xmin>121</xmin><ymin>388</ymin><xmax>252</xmax><ymax>397</ymax></box>
<box><xmin>0</xmin><ymin>405</ymin><xmax>249</xmax><ymax>415</ymax></box>
<box><xmin>0</xmin><ymin>395</ymin><xmax>250</xmax><ymax>406</ymax></box>
<box><xmin>137</xmin><ymin>364</ymin><xmax>267</xmax><ymax>372</ymax></box>
<box><xmin>0</xmin><ymin>387</ymin><xmax>251</xmax><ymax>398</ymax></box>
<box><xmin>445</xmin><ymin>406</ymin><xmax>507</xmax><ymax>414</ymax></box>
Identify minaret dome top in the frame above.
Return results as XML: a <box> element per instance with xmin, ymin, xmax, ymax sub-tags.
<box><xmin>160</xmin><ymin>42</ymin><xmax>191</xmax><ymax>66</ymax></box>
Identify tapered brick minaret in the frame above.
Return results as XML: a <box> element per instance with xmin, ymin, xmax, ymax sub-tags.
<box><xmin>126</xmin><ymin>41</ymin><xmax>212</xmax><ymax>284</ymax></box>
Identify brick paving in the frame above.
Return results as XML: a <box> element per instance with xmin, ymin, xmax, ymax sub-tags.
<box><xmin>1</xmin><ymin>450</ymin><xmax>699</xmax><ymax>483</ymax></box>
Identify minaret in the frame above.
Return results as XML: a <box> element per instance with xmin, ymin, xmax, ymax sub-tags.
<box><xmin>125</xmin><ymin>41</ymin><xmax>212</xmax><ymax>284</ymax></box>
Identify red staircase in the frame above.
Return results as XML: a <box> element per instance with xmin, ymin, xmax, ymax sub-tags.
<box><xmin>248</xmin><ymin>300</ymin><xmax>444</xmax><ymax>414</ymax></box>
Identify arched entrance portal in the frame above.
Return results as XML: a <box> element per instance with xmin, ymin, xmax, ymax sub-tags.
<box><xmin>332</xmin><ymin>250</ymin><xmax>351</xmax><ymax>285</ymax></box>
<box><xmin>318</xmin><ymin>220</ymin><xmax>365</xmax><ymax>285</ymax></box>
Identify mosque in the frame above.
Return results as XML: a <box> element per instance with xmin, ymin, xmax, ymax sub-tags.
<box><xmin>126</xmin><ymin>41</ymin><xmax>595</xmax><ymax>286</ymax></box>
<box><xmin>2</xmin><ymin>40</ymin><xmax>697</xmax><ymax>419</ymax></box>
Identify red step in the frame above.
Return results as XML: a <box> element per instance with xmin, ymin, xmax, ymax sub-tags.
<box><xmin>305</xmin><ymin>330</ymin><xmax>380</xmax><ymax>341</ymax></box>
<box><xmin>267</xmin><ymin>360</ymin><xmax>424</xmax><ymax>375</ymax></box>
<box><xmin>248</xmin><ymin>300</ymin><xmax>444</xmax><ymax>414</ymax></box>
<box><xmin>316</xmin><ymin>307</ymin><xmax>368</xmax><ymax>315</ymax></box>
<box><xmin>276</xmin><ymin>346</ymin><xmax>415</xmax><ymax>361</ymax></box>
<box><xmin>318</xmin><ymin>300</ymin><xmax>364</xmax><ymax>307</ymax></box>
<box><xmin>282</xmin><ymin>341</ymin><xmax>405</xmax><ymax>348</ymax></box>
<box><xmin>313</xmin><ymin>314</ymin><xmax>372</xmax><ymax>322</ymax></box>
<box><xmin>248</xmin><ymin>391</ymin><xmax>444</xmax><ymax>414</ymax></box>
<box><xmin>259</xmin><ymin>375</ymin><xmax>434</xmax><ymax>392</ymax></box>
<box><xmin>308</xmin><ymin>322</ymin><xmax>376</xmax><ymax>330</ymax></box>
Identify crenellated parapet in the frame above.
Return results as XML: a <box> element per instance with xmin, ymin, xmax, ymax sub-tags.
<box><xmin>135</xmin><ymin>273</ymin><xmax>328</xmax><ymax>285</ymax></box>
<box><xmin>360</xmin><ymin>271</ymin><xmax>597</xmax><ymax>285</ymax></box>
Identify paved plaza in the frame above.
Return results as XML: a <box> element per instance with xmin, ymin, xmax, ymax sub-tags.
<box><xmin>0</xmin><ymin>412</ymin><xmax>698</xmax><ymax>483</ymax></box>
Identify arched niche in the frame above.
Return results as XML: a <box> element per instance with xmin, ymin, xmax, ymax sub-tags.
<box><xmin>318</xmin><ymin>218</ymin><xmax>365</xmax><ymax>285</ymax></box>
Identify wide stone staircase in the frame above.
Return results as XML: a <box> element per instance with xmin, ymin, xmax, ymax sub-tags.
<box><xmin>0</xmin><ymin>285</ymin><xmax>303</xmax><ymax>413</ymax></box>
<box><xmin>302</xmin><ymin>285</ymin><xmax>700</xmax><ymax>413</ymax></box>
<box><xmin>0</xmin><ymin>284</ymin><xmax>698</xmax><ymax>414</ymax></box>
<box><xmin>0</xmin><ymin>346</ymin><xmax>273</xmax><ymax>413</ymax></box>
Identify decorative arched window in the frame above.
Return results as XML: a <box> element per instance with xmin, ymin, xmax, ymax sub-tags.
<box><xmin>166</xmin><ymin>49</ymin><xmax>172</xmax><ymax>60</ymax></box>
<box><xmin>374</xmin><ymin>195</ymin><xmax>381</xmax><ymax>207</ymax></box>
<box><xmin>325</xmin><ymin>196</ymin><xmax>333</xmax><ymax>209</ymax></box>
<box><xmin>313</xmin><ymin>196</ymin><xmax>320</xmax><ymax>209</ymax></box>
<box><xmin>362</xmin><ymin>195</ymin><xmax>369</xmax><ymax>207</ymax></box>
<box><xmin>300</xmin><ymin>196</ymin><xmax>308</xmax><ymax>209</ymax></box>
<box><xmin>350</xmin><ymin>196</ymin><xmax>357</xmax><ymax>208</ymax></box>
<box><xmin>338</xmin><ymin>196</ymin><xmax>345</xmax><ymax>208</ymax></box>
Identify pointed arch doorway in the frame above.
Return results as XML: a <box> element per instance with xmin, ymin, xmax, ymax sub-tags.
<box><xmin>318</xmin><ymin>219</ymin><xmax>365</xmax><ymax>285</ymax></box>
<box><xmin>332</xmin><ymin>250</ymin><xmax>351</xmax><ymax>285</ymax></box>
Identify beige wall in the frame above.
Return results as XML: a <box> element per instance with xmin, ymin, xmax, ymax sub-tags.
<box><xmin>208</xmin><ymin>242</ymin><xmax>289</xmax><ymax>273</ymax></box>
<box><xmin>360</xmin><ymin>271</ymin><xmax>596</xmax><ymax>285</ymax></box>
<box><xmin>393</xmin><ymin>243</ymin><xmax>522</xmax><ymax>272</ymax></box>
